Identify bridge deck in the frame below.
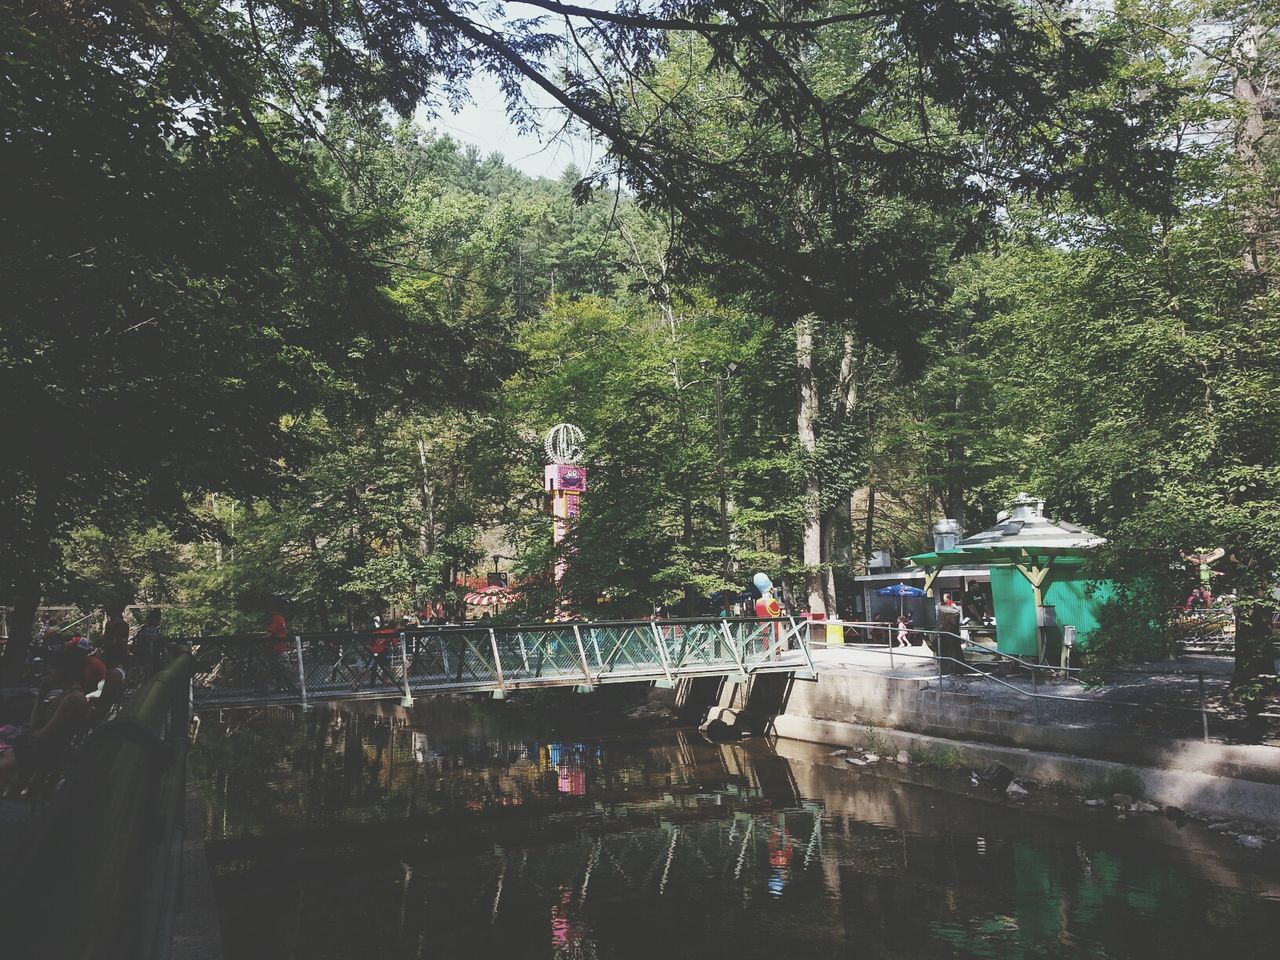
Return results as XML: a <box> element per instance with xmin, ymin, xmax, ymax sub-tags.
<box><xmin>189</xmin><ymin>618</ymin><xmax>816</xmax><ymax>708</ymax></box>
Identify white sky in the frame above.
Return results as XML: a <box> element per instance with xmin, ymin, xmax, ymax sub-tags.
<box><xmin>413</xmin><ymin>0</ymin><xmax>613</xmax><ymax>180</ymax></box>
<box><xmin>416</xmin><ymin>73</ymin><xmax>599</xmax><ymax>179</ymax></box>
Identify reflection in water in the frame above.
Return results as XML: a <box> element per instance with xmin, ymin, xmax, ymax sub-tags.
<box><xmin>192</xmin><ymin>700</ymin><xmax>1280</xmax><ymax>960</ymax></box>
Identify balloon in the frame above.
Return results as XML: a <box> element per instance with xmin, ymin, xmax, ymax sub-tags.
<box><xmin>752</xmin><ymin>572</ymin><xmax>774</xmax><ymax>596</ymax></box>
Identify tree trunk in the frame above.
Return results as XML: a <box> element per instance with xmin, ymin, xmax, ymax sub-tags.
<box><xmin>943</xmin><ymin>389</ymin><xmax>967</xmax><ymax>532</ymax></box>
<box><xmin>1235</xmin><ymin>23</ymin><xmax>1270</xmax><ymax>274</ymax></box>
<box><xmin>819</xmin><ymin>507</ymin><xmax>838</xmax><ymax>615</ymax></box>
<box><xmin>1233</xmin><ymin>597</ymin><xmax>1276</xmax><ymax>685</ymax></box>
<box><xmin>796</xmin><ymin>316</ymin><xmax>825</xmax><ymax>615</ymax></box>
<box><xmin>0</xmin><ymin>486</ymin><xmax>59</xmax><ymax>686</ymax></box>
<box><xmin>862</xmin><ymin>485</ymin><xmax>877</xmax><ymax>565</ymax></box>
<box><xmin>416</xmin><ymin>437</ymin><xmax>434</xmax><ymax>556</ymax></box>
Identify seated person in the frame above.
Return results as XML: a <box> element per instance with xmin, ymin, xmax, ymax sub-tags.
<box><xmin>90</xmin><ymin>649</ymin><xmax>128</xmax><ymax>723</ymax></box>
<box><xmin>29</xmin><ymin>645</ymin><xmax>91</xmax><ymax>770</ymax></box>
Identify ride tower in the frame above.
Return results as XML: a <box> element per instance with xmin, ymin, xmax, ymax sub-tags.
<box><xmin>544</xmin><ymin>423</ymin><xmax>587</xmax><ymax>613</ymax></box>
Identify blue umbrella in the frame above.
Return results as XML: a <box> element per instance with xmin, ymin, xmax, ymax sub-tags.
<box><xmin>875</xmin><ymin>584</ymin><xmax>926</xmax><ymax>597</ymax></box>
<box><xmin>876</xmin><ymin>583</ymin><xmax>926</xmax><ymax>618</ymax></box>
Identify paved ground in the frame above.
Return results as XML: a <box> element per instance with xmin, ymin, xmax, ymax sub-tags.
<box><xmin>809</xmin><ymin>644</ymin><xmax>1279</xmax><ymax>745</ymax></box>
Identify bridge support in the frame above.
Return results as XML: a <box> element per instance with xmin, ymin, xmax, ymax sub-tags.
<box><xmin>398</xmin><ymin>632</ymin><xmax>414</xmax><ymax>708</ymax></box>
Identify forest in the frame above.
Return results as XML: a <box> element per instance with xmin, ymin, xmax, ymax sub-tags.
<box><xmin>1</xmin><ymin>0</ymin><xmax>1277</xmax><ymax>685</ymax></box>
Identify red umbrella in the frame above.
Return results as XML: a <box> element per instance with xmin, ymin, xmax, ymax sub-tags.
<box><xmin>464</xmin><ymin>584</ymin><xmax>521</xmax><ymax>607</ymax></box>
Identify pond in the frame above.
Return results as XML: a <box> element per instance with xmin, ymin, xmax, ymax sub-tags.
<box><xmin>191</xmin><ymin>696</ymin><xmax>1280</xmax><ymax>960</ymax></box>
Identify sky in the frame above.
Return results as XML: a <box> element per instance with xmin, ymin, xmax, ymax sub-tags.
<box><xmin>413</xmin><ymin>17</ymin><xmax>603</xmax><ymax>180</ymax></box>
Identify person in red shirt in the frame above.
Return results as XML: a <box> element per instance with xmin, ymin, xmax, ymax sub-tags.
<box><xmin>66</xmin><ymin>636</ymin><xmax>106</xmax><ymax>695</ymax></box>
<box><xmin>266</xmin><ymin>611</ymin><xmax>290</xmax><ymax>655</ymax></box>
<box><xmin>264</xmin><ymin>609</ymin><xmax>298</xmax><ymax>694</ymax></box>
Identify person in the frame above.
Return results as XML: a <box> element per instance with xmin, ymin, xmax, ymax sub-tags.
<box><xmin>266</xmin><ymin>609</ymin><xmax>290</xmax><ymax>655</ymax></box>
<box><xmin>895</xmin><ymin>616</ymin><xmax>911</xmax><ymax>648</ymax></box>
<box><xmin>28</xmin><ymin>645</ymin><xmax>91</xmax><ymax>771</ymax></box>
<box><xmin>66</xmin><ymin>635</ymin><xmax>107</xmax><ymax>696</ymax></box>
<box><xmin>101</xmin><ymin>601</ymin><xmax>131</xmax><ymax>664</ymax></box>
<box><xmin>134</xmin><ymin>608</ymin><xmax>164</xmax><ymax>674</ymax></box>
<box><xmin>90</xmin><ymin>647</ymin><xmax>128</xmax><ymax>723</ymax></box>
<box><xmin>963</xmin><ymin>585</ymin><xmax>988</xmax><ymax>624</ymax></box>
<box><xmin>935</xmin><ymin>593</ymin><xmax>965</xmax><ymax>674</ymax></box>
<box><xmin>1184</xmin><ymin>585</ymin><xmax>1213</xmax><ymax>611</ymax></box>
<box><xmin>351</xmin><ymin>616</ymin><xmax>396</xmax><ymax>690</ymax></box>
<box><xmin>264</xmin><ymin>608</ymin><xmax>297</xmax><ymax>694</ymax></box>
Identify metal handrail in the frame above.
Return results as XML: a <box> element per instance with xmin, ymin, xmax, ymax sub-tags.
<box><xmin>820</xmin><ymin>622</ymin><xmax>1216</xmax><ymax>737</ymax></box>
<box><xmin>5</xmin><ymin>651</ymin><xmax>194</xmax><ymax>959</ymax></box>
<box><xmin>177</xmin><ymin>615</ymin><xmax>804</xmax><ymax>645</ymax></box>
<box><xmin>187</xmin><ymin>618</ymin><xmax>816</xmax><ymax>707</ymax></box>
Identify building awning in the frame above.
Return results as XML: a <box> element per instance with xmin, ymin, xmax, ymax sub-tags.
<box><xmin>853</xmin><ymin>565</ymin><xmax>991</xmax><ymax>583</ymax></box>
<box><xmin>909</xmin><ymin>494</ymin><xmax>1103</xmax><ymax>610</ymax></box>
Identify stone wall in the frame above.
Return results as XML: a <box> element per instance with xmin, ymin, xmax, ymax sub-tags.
<box><xmin>710</xmin><ymin>669</ymin><xmax>1280</xmax><ymax>826</ymax></box>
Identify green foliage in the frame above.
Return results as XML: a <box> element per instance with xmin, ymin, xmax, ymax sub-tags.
<box><xmin>907</xmin><ymin>743</ymin><xmax>970</xmax><ymax>772</ymax></box>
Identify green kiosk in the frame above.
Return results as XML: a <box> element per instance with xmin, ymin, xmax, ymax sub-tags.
<box><xmin>910</xmin><ymin>494</ymin><xmax>1110</xmax><ymax>663</ymax></box>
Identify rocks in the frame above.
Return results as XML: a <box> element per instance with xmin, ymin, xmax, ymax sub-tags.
<box><xmin>699</xmin><ymin>718</ymin><xmax>742</xmax><ymax>742</ymax></box>
<box><xmin>1131</xmin><ymin>801</ymin><xmax>1159</xmax><ymax>814</ymax></box>
<box><xmin>896</xmin><ymin>751</ymin><xmax>910</xmax><ymax>765</ymax></box>
<box><xmin>1111</xmin><ymin>793</ymin><xmax>1134</xmax><ymax>809</ymax></box>
<box><xmin>863</xmin><ymin>753</ymin><xmax>881</xmax><ymax>763</ymax></box>
<box><xmin>973</xmin><ymin>763</ymin><xmax>1016</xmax><ymax>793</ymax></box>
<box><xmin>1084</xmin><ymin>799</ymin><xmax>1107</xmax><ymax>807</ymax></box>
<box><xmin>1005</xmin><ymin>781</ymin><xmax>1029</xmax><ymax>799</ymax></box>
<box><xmin>845</xmin><ymin>756</ymin><xmax>869</xmax><ymax>767</ymax></box>
<box><xmin>1208</xmin><ymin>821</ymin><xmax>1238</xmax><ymax>833</ymax></box>
<box><xmin>1236</xmin><ymin>835</ymin><xmax>1265</xmax><ymax>850</ymax></box>
<box><xmin>829</xmin><ymin>748</ymin><xmax>848</xmax><ymax>757</ymax></box>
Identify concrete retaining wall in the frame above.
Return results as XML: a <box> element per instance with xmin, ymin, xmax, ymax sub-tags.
<box><xmin>739</xmin><ymin>669</ymin><xmax>1280</xmax><ymax>826</ymax></box>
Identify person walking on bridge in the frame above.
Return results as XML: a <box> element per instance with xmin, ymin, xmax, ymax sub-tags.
<box><xmin>264</xmin><ymin>608</ymin><xmax>298</xmax><ymax>695</ymax></box>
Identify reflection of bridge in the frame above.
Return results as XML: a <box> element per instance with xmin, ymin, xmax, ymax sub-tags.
<box><xmin>190</xmin><ymin>618</ymin><xmax>817</xmax><ymax>708</ymax></box>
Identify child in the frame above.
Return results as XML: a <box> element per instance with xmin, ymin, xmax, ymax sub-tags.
<box><xmin>895</xmin><ymin>616</ymin><xmax>911</xmax><ymax>647</ymax></box>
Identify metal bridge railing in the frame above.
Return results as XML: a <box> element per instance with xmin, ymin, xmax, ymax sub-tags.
<box><xmin>187</xmin><ymin>618</ymin><xmax>815</xmax><ymax>707</ymax></box>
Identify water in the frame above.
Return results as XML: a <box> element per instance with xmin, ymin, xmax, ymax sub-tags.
<box><xmin>191</xmin><ymin>698</ymin><xmax>1280</xmax><ymax>960</ymax></box>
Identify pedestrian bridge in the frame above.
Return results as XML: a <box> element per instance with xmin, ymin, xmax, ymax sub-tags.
<box><xmin>188</xmin><ymin>617</ymin><xmax>817</xmax><ymax>708</ymax></box>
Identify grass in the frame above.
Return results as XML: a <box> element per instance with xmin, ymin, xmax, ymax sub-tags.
<box><xmin>861</xmin><ymin>726</ymin><xmax>892</xmax><ymax>757</ymax></box>
<box><xmin>908</xmin><ymin>743</ymin><xmax>970</xmax><ymax>771</ymax></box>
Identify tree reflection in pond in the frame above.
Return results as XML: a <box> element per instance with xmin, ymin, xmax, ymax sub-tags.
<box><xmin>192</xmin><ymin>700</ymin><xmax>1280</xmax><ymax>960</ymax></box>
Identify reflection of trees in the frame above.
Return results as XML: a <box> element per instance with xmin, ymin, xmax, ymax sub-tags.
<box><xmin>195</xmin><ymin>704</ymin><xmax>775</xmax><ymax>840</ymax></box>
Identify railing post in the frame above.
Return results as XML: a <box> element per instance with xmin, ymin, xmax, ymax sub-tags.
<box><xmin>572</xmin><ymin>625</ymin><xmax>594</xmax><ymax>688</ymax></box>
<box><xmin>399</xmin><ymin>631</ymin><xmax>414</xmax><ymax>707</ymax></box>
<box><xmin>648</xmin><ymin>621</ymin><xmax>675</xmax><ymax>687</ymax></box>
<box><xmin>295</xmin><ymin>635</ymin><xmax>308</xmax><ymax>709</ymax></box>
<box><xmin>720</xmin><ymin>620</ymin><xmax>748</xmax><ymax>679</ymax></box>
<box><xmin>936</xmin><ymin>638</ymin><xmax>944</xmax><ymax>698</ymax></box>
<box><xmin>1199</xmin><ymin>672</ymin><xmax>1209</xmax><ymax>743</ymax></box>
<box><xmin>887</xmin><ymin>624</ymin><xmax>894</xmax><ymax>671</ymax></box>
<box><xmin>789</xmin><ymin>615</ymin><xmax>817</xmax><ymax>678</ymax></box>
<box><xmin>489</xmin><ymin>627</ymin><xmax>506</xmax><ymax>700</ymax></box>
<box><xmin>1031</xmin><ymin>663</ymin><xmax>1041</xmax><ymax>724</ymax></box>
